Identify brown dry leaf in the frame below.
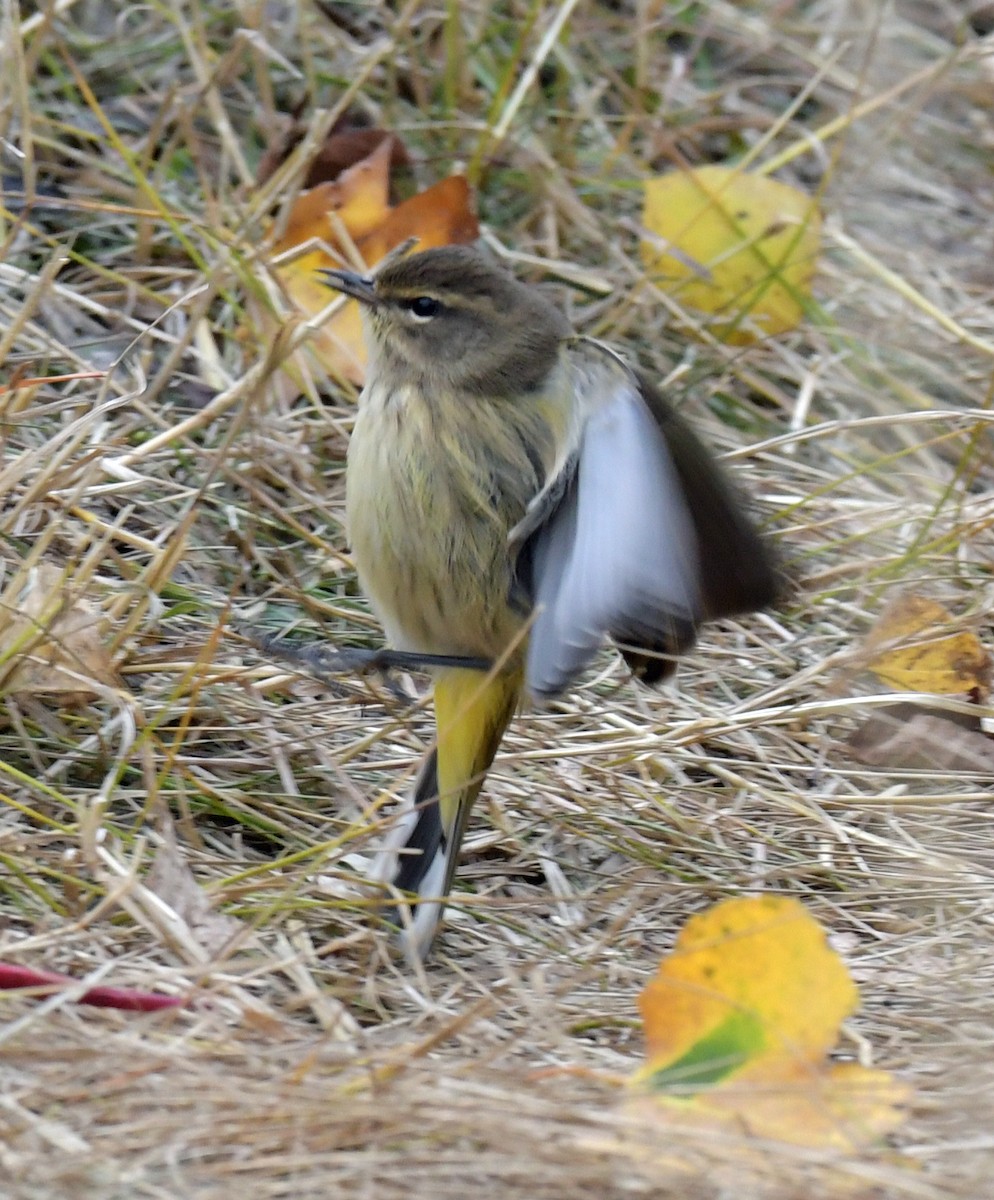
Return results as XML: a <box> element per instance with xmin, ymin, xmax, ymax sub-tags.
<box><xmin>846</xmin><ymin>702</ymin><xmax>994</xmax><ymax>774</ymax></box>
<box><xmin>863</xmin><ymin>593</ymin><xmax>991</xmax><ymax>697</ymax></box>
<box><xmin>145</xmin><ymin>837</ymin><xmax>245</xmax><ymax>959</ymax></box>
<box><xmin>0</xmin><ymin>561</ymin><xmax>119</xmax><ymax>705</ymax></box>
<box><xmin>253</xmin><ymin>135</ymin><xmax>478</xmax><ymax>390</ymax></box>
<box><xmin>257</xmin><ymin>118</ymin><xmax>410</xmax><ymax>191</ymax></box>
<box><xmin>630</xmin><ymin>896</ymin><xmax>909</xmax><ymax>1152</ymax></box>
<box><xmin>641</xmin><ymin>164</ymin><xmax>821</xmax><ymax>343</ymax></box>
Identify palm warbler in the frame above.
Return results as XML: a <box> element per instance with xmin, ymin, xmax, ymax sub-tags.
<box><xmin>321</xmin><ymin>245</ymin><xmax>778</xmax><ymax>961</ymax></box>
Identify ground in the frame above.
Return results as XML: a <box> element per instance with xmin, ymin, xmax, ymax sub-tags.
<box><xmin>2</xmin><ymin>2</ymin><xmax>994</xmax><ymax>1197</ymax></box>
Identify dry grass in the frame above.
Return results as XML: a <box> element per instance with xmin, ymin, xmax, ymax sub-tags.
<box><xmin>2</xmin><ymin>1</ymin><xmax>994</xmax><ymax>1196</ymax></box>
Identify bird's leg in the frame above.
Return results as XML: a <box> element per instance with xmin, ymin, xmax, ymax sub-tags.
<box><xmin>251</xmin><ymin>633</ymin><xmax>492</xmax><ymax>682</ymax></box>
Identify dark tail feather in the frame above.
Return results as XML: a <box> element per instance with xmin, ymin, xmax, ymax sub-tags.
<box><xmin>387</xmin><ymin>749</ymin><xmax>443</xmax><ymax>898</ymax></box>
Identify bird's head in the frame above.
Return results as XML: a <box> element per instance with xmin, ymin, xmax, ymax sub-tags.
<box><xmin>320</xmin><ymin>245</ymin><xmax>570</xmax><ymax>396</ymax></box>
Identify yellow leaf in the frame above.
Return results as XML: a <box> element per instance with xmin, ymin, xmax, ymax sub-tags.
<box><xmin>638</xmin><ymin>896</ymin><xmax>856</xmax><ymax>1078</ymax></box>
<box><xmin>864</xmin><ymin>593</ymin><xmax>991</xmax><ymax>697</ymax></box>
<box><xmin>627</xmin><ymin>1062</ymin><xmax>909</xmax><ymax>1159</ymax></box>
<box><xmin>631</xmin><ymin>897</ymin><xmax>909</xmax><ymax>1151</ymax></box>
<box><xmin>264</xmin><ymin>139</ymin><xmax>396</xmax><ymax>388</ymax></box>
<box><xmin>274</xmin><ymin>242</ymin><xmax>370</xmax><ymax>387</ymax></box>
<box><xmin>641</xmin><ymin>165</ymin><xmax>820</xmax><ymax>343</ymax></box>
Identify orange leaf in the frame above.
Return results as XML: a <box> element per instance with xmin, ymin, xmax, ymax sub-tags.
<box><xmin>250</xmin><ymin>137</ymin><xmax>479</xmax><ymax>390</ymax></box>
<box><xmin>272</xmin><ymin>136</ymin><xmax>393</xmax><ymax>255</ymax></box>
<box><xmin>356</xmin><ymin>175</ymin><xmax>480</xmax><ymax>266</ymax></box>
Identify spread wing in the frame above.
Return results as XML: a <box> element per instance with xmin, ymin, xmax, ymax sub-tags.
<box><xmin>512</xmin><ymin>342</ymin><xmax>778</xmax><ymax>700</ymax></box>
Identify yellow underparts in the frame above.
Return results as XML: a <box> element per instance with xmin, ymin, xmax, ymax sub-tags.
<box><xmin>433</xmin><ymin>666</ymin><xmax>523</xmax><ymax>839</ymax></box>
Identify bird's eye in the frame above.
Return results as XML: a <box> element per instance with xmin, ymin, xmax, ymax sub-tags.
<box><xmin>405</xmin><ymin>295</ymin><xmax>442</xmax><ymax>320</ymax></box>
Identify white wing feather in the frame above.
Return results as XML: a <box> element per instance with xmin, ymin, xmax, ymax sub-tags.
<box><xmin>524</xmin><ymin>359</ymin><xmax>703</xmax><ymax>699</ymax></box>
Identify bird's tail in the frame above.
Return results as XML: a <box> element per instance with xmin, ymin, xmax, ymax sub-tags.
<box><xmin>368</xmin><ymin>666</ymin><xmax>521</xmax><ymax>963</ymax></box>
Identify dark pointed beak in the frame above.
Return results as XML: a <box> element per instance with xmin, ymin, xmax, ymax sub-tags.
<box><xmin>318</xmin><ymin>268</ymin><xmax>379</xmax><ymax>306</ymax></box>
